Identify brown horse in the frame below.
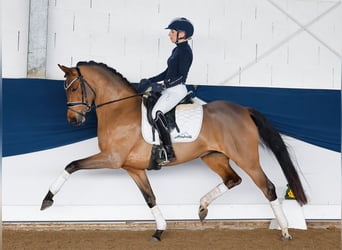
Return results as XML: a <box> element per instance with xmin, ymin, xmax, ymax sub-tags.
<box><xmin>41</xmin><ymin>61</ymin><xmax>307</xmax><ymax>241</ymax></box>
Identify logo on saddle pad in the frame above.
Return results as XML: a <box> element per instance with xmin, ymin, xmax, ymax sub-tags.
<box><xmin>141</xmin><ymin>101</ymin><xmax>203</xmax><ymax>145</ymax></box>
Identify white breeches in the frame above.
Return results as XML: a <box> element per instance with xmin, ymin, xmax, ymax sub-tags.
<box><xmin>151</xmin><ymin>84</ymin><xmax>188</xmax><ymax>119</ymax></box>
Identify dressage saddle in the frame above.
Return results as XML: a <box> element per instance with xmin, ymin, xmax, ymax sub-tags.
<box><xmin>142</xmin><ymin>91</ymin><xmax>193</xmax><ymax>170</ymax></box>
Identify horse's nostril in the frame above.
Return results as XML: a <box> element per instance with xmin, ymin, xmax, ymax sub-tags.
<box><xmin>68</xmin><ymin>114</ymin><xmax>86</xmax><ymax>126</ymax></box>
<box><xmin>68</xmin><ymin>116</ymin><xmax>80</xmax><ymax>125</ymax></box>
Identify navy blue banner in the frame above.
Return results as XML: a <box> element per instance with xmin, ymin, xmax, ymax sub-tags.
<box><xmin>3</xmin><ymin>78</ymin><xmax>97</xmax><ymax>156</ymax></box>
<box><xmin>3</xmin><ymin>78</ymin><xmax>340</xmax><ymax>156</ymax></box>
<box><xmin>189</xmin><ymin>85</ymin><xmax>340</xmax><ymax>152</ymax></box>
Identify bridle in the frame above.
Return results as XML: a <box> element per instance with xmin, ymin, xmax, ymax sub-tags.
<box><xmin>64</xmin><ymin>67</ymin><xmax>96</xmax><ymax>117</ymax></box>
<box><xmin>64</xmin><ymin>67</ymin><xmax>145</xmax><ymax>116</ymax></box>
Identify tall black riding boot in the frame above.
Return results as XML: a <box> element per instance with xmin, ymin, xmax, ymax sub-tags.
<box><xmin>154</xmin><ymin>111</ymin><xmax>176</xmax><ymax>164</ymax></box>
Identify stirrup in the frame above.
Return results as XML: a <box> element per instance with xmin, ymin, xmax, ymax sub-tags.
<box><xmin>157</xmin><ymin>146</ymin><xmax>176</xmax><ymax>165</ymax></box>
<box><xmin>147</xmin><ymin>145</ymin><xmax>174</xmax><ymax>170</ymax></box>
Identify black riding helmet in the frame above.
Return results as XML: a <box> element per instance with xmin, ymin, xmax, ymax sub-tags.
<box><xmin>165</xmin><ymin>17</ymin><xmax>194</xmax><ymax>39</ymax></box>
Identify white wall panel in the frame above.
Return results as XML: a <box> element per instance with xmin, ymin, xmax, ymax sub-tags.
<box><xmin>309</xmin><ymin>4</ymin><xmax>342</xmax><ymax>56</ymax></box>
<box><xmin>112</xmin><ymin>56</ymin><xmax>141</xmax><ymax>82</ymax></box>
<box><xmin>45</xmin><ymin>7</ymin><xmax>74</xmax><ymax>77</ymax></box>
<box><xmin>75</xmin><ymin>10</ymin><xmax>108</xmax><ymax>34</ymax></box>
<box><xmin>189</xmin><ymin>61</ymin><xmax>208</xmax><ymax>85</ymax></box>
<box><xmin>240</xmin><ymin>62</ymin><xmax>272</xmax><ymax>86</ymax></box>
<box><xmin>301</xmin><ymin>65</ymin><xmax>335</xmax><ymax>89</ymax></box>
<box><xmin>52</xmin><ymin>0</ymin><xmax>91</xmax><ymax>10</ymax></box>
<box><xmin>47</xmin><ymin>0</ymin><xmax>337</xmax><ymax>88</ymax></box>
<box><xmin>197</xmin><ymin>38</ymin><xmax>226</xmax><ymax>63</ymax></box>
<box><xmin>289</xmin><ymin>33</ymin><xmax>319</xmax><ymax>66</ymax></box>
<box><xmin>2</xmin><ymin>0</ymin><xmax>30</xmax><ymax>77</ymax></box>
<box><xmin>208</xmin><ymin>16</ymin><xmax>230</xmax><ymax>40</ymax></box>
<box><xmin>208</xmin><ymin>62</ymin><xmax>233</xmax><ymax>84</ymax></box>
<box><xmin>3</xmin><ymin>0</ymin><xmax>341</xmax><ymax>88</ymax></box>
<box><xmin>272</xmin><ymin>64</ymin><xmax>304</xmax><ymax>88</ymax></box>
<box><xmin>91</xmin><ymin>0</ymin><xmax>125</xmax><ymax>12</ymax></box>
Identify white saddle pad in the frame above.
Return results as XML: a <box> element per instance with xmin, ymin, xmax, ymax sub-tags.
<box><xmin>141</xmin><ymin>100</ymin><xmax>203</xmax><ymax>144</ymax></box>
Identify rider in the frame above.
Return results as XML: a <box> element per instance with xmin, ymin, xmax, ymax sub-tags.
<box><xmin>140</xmin><ymin>17</ymin><xmax>194</xmax><ymax>164</ymax></box>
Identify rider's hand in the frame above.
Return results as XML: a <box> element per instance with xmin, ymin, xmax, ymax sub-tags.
<box><xmin>138</xmin><ymin>79</ymin><xmax>152</xmax><ymax>92</ymax></box>
<box><xmin>140</xmin><ymin>78</ymin><xmax>151</xmax><ymax>86</ymax></box>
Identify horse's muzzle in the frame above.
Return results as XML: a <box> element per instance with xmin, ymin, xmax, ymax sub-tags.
<box><xmin>67</xmin><ymin>109</ymin><xmax>86</xmax><ymax>126</ymax></box>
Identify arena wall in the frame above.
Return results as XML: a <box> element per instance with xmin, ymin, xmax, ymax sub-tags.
<box><xmin>2</xmin><ymin>0</ymin><xmax>341</xmax><ymax>223</ymax></box>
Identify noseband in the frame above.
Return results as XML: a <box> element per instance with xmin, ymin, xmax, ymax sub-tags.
<box><xmin>64</xmin><ymin>67</ymin><xmax>96</xmax><ymax>117</ymax></box>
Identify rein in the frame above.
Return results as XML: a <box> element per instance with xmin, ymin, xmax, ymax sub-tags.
<box><xmin>95</xmin><ymin>92</ymin><xmax>145</xmax><ymax>109</ymax></box>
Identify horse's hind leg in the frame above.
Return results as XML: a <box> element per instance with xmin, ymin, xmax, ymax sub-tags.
<box><xmin>199</xmin><ymin>152</ymin><xmax>242</xmax><ymax>221</ymax></box>
<box><xmin>240</xmin><ymin>161</ymin><xmax>292</xmax><ymax>240</ymax></box>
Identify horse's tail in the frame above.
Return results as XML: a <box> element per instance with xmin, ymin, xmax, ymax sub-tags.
<box><xmin>249</xmin><ymin>108</ymin><xmax>308</xmax><ymax>206</ymax></box>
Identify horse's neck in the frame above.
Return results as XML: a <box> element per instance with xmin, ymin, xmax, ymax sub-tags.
<box><xmin>94</xmin><ymin>80</ymin><xmax>140</xmax><ymax>114</ymax></box>
<box><xmin>82</xmin><ymin>66</ymin><xmax>140</xmax><ymax>116</ymax></box>
<box><xmin>95</xmin><ymin>89</ymin><xmax>141</xmax><ymax>136</ymax></box>
<box><xmin>88</xmin><ymin>72</ymin><xmax>132</xmax><ymax>106</ymax></box>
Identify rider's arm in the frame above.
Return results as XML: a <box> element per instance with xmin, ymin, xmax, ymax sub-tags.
<box><xmin>148</xmin><ymin>69</ymin><xmax>167</xmax><ymax>83</ymax></box>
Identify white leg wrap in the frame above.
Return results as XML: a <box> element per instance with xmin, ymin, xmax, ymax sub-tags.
<box><xmin>151</xmin><ymin>205</ymin><xmax>167</xmax><ymax>230</ymax></box>
<box><xmin>50</xmin><ymin>170</ymin><xmax>70</xmax><ymax>195</ymax></box>
<box><xmin>200</xmin><ymin>183</ymin><xmax>228</xmax><ymax>207</ymax></box>
<box><xmin>270</xmin><ymin>198</ymin><xmax>292</xmax><ymax>239</ymax></box>
<box><xmin>270</xmin><ymin>199</ymin><xmax>288</xmax><ymax>229</ymax></box>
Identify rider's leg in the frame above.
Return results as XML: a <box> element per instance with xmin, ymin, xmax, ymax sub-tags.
<box><xmin>151</xmin><ymin>84</ymin><xmax>187</xmax><ymax>164</ymax></box>
<box><xmin>154</xmin><ymin>111</ymin><xmax>176</xmax><ymax>163</ymax></box>
<box><xmin>151</xmin><ymin>84</ymin><xmax>188</xmax><ymax>119</ymax></box>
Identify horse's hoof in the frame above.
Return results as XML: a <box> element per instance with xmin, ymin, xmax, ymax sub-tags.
<box><xmin>281</xmin><ymin>233</ymin><xmax>293</xmax><ymax>241</ymax></box>
<box><xmin>40</xmin><ymin>199</ymin><xmax>54</xmax><ymax>211</ymax></box>
<box><xmin>150</xmin><ymin>229</ymin><xmax>163</xmax><ymax>242</ymax></box>
<box><xmin>198</xmin><ymin>205</ymin><xmax>208</xmax><ymax>222</ymax></box>
<box><xmin>150</xmin><ymin>236</ymin><xmax>161</xmax><ymax>243</ymax></box>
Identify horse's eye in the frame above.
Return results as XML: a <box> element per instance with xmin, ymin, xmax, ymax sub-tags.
<box><xmin>71</xmin><ymin>86</ymin><xmax>78</xmax><ymax>92</ymax></box>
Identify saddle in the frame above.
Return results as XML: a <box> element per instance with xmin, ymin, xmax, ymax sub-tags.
<box><xmin>142</xmin><ymin>91</ymin><xmax>194</xmax><ymax>138</ymax></box>
<box><xmin>141</xmin><ymin>91</ymin><xmax>203</xmax><ymax>170</ymax></box>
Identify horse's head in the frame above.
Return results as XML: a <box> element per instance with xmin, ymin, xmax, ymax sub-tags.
<box><xmin>58</xmin><ymin>64</ymin><xmax>96</xmax><ymax>126</ymax></box>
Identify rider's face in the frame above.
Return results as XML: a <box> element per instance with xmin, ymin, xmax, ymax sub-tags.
<box><xmin>168</xmin><ymin>29</ymin><xmax>186</xmax><ymax>43</ymax></box>
<box><xmin>168</xmin><ymin>29</ymin><xmax>178</xmax><ymax>43</ymax></box>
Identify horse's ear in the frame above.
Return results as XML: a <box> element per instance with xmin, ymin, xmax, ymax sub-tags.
<box><xmin>58</xmin><ymin>64</ymin><xmax>72</xmax><ymax>75</ymax></box>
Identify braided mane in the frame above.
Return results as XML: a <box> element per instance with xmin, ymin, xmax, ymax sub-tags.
<box><xmin>76</xmin><ymin>61</ymin><xmax>136</xmax><ymax>91</ymax></box>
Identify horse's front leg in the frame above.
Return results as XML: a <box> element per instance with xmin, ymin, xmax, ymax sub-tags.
<box><xmin>126</xmin><ymin>168</ymin><xmax>166</xmax><ymax>242</ymax></box>
<box><xmin>41</xmin><ymin>153</ymin><xmax>113</xmax><ymax>211</ymax></box>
